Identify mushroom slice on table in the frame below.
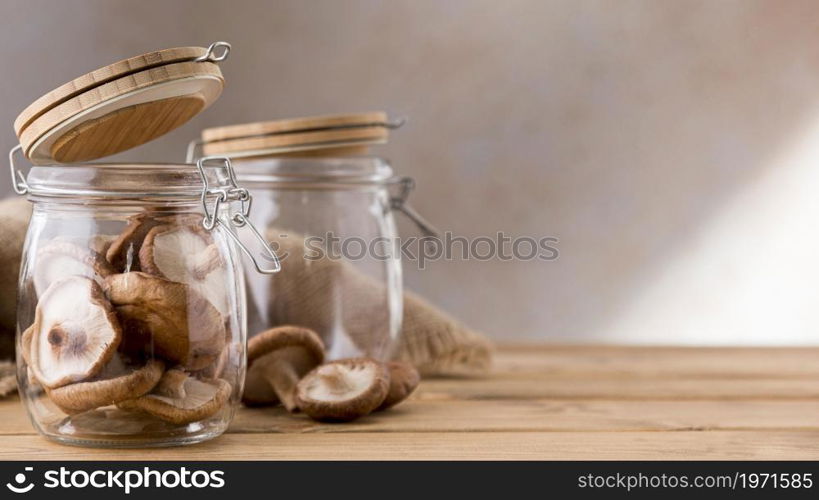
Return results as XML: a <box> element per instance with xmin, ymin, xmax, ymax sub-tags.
<box><xmin>30</xmin><ymin>276</ymin><xmax>122</xmax><ymax>388</ymax></box>
<box><xmin>243</xmin><ymin>326</ymin><xmax>325</xmax><ymax>411</ymax></box>
<box><xmin>33</xmin><ymin>241</ymin><xmax>114</xmax><ymax>296</ymax></box>
<box><xmin>47</xmin><ymin>358</ymin><xmax>164</xmax><ymax>414</ymax></box>
<box><xmin>118</xmin><ymin>369</ymin><xmax>231</xmax><ymax>425</ymax></box>
<box><xmin>378</xmin><ymin>361</ymin><xmax>420</xmax><ymax>410</ymax></box>
<box><xmin>138</xmin><ymin>224</ymin><xmax>229</xmax><ymax>316</ymax></box>
<box><xmin>103</xmin><ymin>272</ymin><xmax>225</xmax><ymax>370</ymax></box>
<box><xmin>296</xmin><ymin>358</ymin><xmax>390</xmax><ymax>422</ymax></box>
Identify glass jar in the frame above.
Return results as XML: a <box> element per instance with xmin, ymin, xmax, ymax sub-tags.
<box><xmin>233</xmin><ymin>156</ymin><xmax>416</xmax><ymax>361</ymax></box>
<box><xmin>12</xmin><ymin>158</ymin><xmax>270</xmax><ymax>447</ymax></box>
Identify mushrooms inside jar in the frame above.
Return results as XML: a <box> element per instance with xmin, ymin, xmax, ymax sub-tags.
<box><xmin>19</xmin><ymin>210</ymin><xmax>237</xmax><ymax>428</ymax></box>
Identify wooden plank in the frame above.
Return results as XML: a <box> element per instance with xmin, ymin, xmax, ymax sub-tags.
<box><xmin>418</xmin><ymin>376</ymin><xmax>819</xmax><ymax>400</ymax></box>
<box><xmin>2</xmin><ymin>345</ymin><xmax>818</xmax><ymax>460</ymax></box>
<box><xmin>2</xmin><ymin>431</ymin><xmax>819</xmax><ymax>460</ymax></box>
<box><xmin>0</xmin><ymin>399</ymin><xmax>30</xmax><ymax>435</ymax></box>
<box><xmin>229</xmin><ymin>400</ymin><xmax>819</xmax><ymax>434</ymax></box>
<box><xmin>493</xmin><ymin>345</ymin><xmax>819</xmax><ymax>378</ymax></box>
<box><xmin>4</xmin><ymin>398</ymin><xmax>819</xmax><ymax>436</ymax></box>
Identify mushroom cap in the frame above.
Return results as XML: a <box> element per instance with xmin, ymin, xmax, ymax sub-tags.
<box><xmin>243</xmin><ymin>326</ymin><xmax>325</xmax><ymax>406</ymax></box>
<box><xmin>19</xmin><ymin>324</ymin><xmax>34</xmax><ymax>367</ymax></box>
<box><xmin>20</xmin><ymin>325</ymin><xmax>45</xmax><ymax>391</ymax></box>
<box><xmin>33</xmin><ymin>241</ymin><xmax>114</xmax><ymax>296</ymax></box>
<box><xmin>153</xmin><ymin>368</ymin><xmax>189</xmax><ymax>398</ymax></box>
<box><xmin>106</xmin><ymin>213</ymin><xmax>162</xmax><ymax>273</ymax></box>
<box><xmin>118</xmin><ymin>370</ymin><xmax>231</xmax><ymax>425</ymax></box>
<box><xmin>89</xmin><ymin>235</ymin><xmax>116</xmax><ymax>256</ymax></box>
<box><xmin>194</xmin><ymin>340</ymin><xmax>235</xmax><ymax>380</ymax></box>
<box><xmin>378</xmin><ymin>361</ymin><xmax>420</xmax><ymax>410</ymax></box>
<box><xmin>103</xmin><ymin>272</ymin><xmax>226</xmax><ymax>370</ymax></box>
<box><xmin>30</xmin><ymin>276</ymin><xmax>122</xmax><ymax>388</ymax></box>
<box><xmin>139</xmin><ymin>224</ymin><xmax>229</xmax><ymax>316</ymax></box>
<box><xmin>47</xmin><ymin>358</ymin><xmax>164</xmax><ymax>414</ymax></box>
<box><xmin>296</xmin><ymin>358</ymin><xmax>390</xmax><ymax>422</ymax></box>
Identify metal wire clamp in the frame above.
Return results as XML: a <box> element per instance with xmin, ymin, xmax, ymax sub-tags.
<box><xmin>388</xmin><ymin>176</ymin><xmax>440</xmax><ymax>239</ymax></box>
<box><xmin>8</xmin><ymin>145</ymin><xmax>30</xmax><ymax>195</ymax></box>
<box><xmin>196</xmin><ymin>156</ymin><xmax>281</xmax><ymax>274</ymax></box>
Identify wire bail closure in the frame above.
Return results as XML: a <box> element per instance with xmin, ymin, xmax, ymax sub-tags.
<box><xmin>196</xmin><ymin>156</ymin><xmax>281</xmax><ymax>274</ymax></box>
<box><xmin>388</xmin><ymin>176</ymin><xmax>440</xmax><ymax>239</ymax></box>
<box><xmin>9</xmin><ymin>145</ymin><xmax>30</xmax><ymax>195</ymax></box>
<box><xmin>187</xmin><ymin>149</ymin><xmax>441</xmax><ymax>242</ymax></box>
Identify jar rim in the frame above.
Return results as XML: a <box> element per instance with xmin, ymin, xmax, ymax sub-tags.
<box><xmin>229</xmin><ymin>156</ymin><xmax>395</xmax><ymax>187</ymax></box>
<box><xmin>24</xmin><ymin>163</ymin><xmax>227</xmax><ymax>201</ymax></box>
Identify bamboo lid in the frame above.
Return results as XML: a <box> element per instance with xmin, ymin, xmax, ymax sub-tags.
<box><xmin>199</xmin><ymin>112</ymin><xmax>399</xmax><ymax>158</ymax></box>
<box><xmin>15</xmin><ymin>43</ymin><xmax>229</xmax><ymax>165</ymax></box>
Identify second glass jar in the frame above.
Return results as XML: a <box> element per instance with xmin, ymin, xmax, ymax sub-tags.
<box><xmin>234</xmin><ymin>156</ymin><xmax>403</xmax><ymax>361</ymax></box>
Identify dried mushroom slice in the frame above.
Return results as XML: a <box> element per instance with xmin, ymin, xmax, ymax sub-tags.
<box><xmin>118</xmin><ymin>370</ymin><xmax>231</xmax><ymax>425</ymax></box>
<box><xmin>47</xmin><ymin>359</ymin><xmax>164</xmax><ymax>414</ymax></box>
<box><xmin>103</xmin><ymin>272</ymin><xmax>225</xmax><ymax>370</ymax></box>
<box><xmin>155</xmin><ymin>213</ymin><xmax>208</xmax><ymax>228</ymax></box>
<box><xmin>20</xmin><ymin>326</ymin><xmax>45</xmax><ymax>391</ymax></box>
<box><xmin>153</xmin><ymin>368</ymin><xmax>189</xmax><ymax>397</ymax></box>
<box><xmin>30</xmin><ymin>276</ymin><xmax>122</xmax><ymax>388</ymax></box>
<box><xmin>33</xmin><ymin>241</ymin><xmax>114</xmax><ymax>296</ymax></box>
<box><xmin>20</xmin><ymin>326</ymin><xmax>42</xmax><ymax>389</ymax></box>
<box><xmin>195</xmin><ymin>340</ymin><xmax>235</xmax><ymax>380</ymax></box>
<box><xmin>106</xmin><ymin>213</ymin><xmax>163</xmax><ymax>273</ymax></box>
<box><xmin>139</xmin><ymin>224</ymin><xmax>229</xmax><ymax>315</ymax></box>
<box><xmin>295</xmin><ymin>358</ymin><xmax>390</xmax><ymax>422</ymax></box>
<box><xmin>378</xmin><ymin>361</ymin><xmax>420</xmax><ymax>410</ymax></box>
<box><xmin>243</xmin><ymin>326</ymin><xmax>325</xmax><ymax>410</ymax></box>
<box><xmin>19</xmin><ymin>325</ymin><xmax>34</xmax><ymax>366</ymax></box>
<box><xmin>89</xmin><ymin>235</ymin><xmax>116</xmax><ymax>256</ymax></box>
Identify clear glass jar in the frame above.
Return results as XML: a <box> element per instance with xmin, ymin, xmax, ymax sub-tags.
<box><xmin>14</xmin><ymin>163</ymin><xmax>251</xmax><ymax>447</ymax></box>
<box><xmin>234</xmin><ymin>157</ymin><xmax>406</xmax><ymax>361</ymax></box>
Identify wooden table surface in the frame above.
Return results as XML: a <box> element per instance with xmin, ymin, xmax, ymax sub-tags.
<box><xmin>2</xmin><ymin>344</ymin><xmax>819</xmax><ymax>460</ymax></box>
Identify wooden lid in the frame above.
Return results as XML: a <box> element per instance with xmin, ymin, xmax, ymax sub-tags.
<box><xmin>15</xmin><ymin>44</ymin><xmax>227</xmax><ymax>165</ymax></box>
<box><xmin>199</xmin><ymin>112</ymin><xmax>396</xmax><ymax>158</ymax></box>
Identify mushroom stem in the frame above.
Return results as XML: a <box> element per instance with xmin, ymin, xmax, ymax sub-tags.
<box><xmin>262</xmin><ymin>361</ymin><xmax>301</xmax><ymax>412</ymax></box>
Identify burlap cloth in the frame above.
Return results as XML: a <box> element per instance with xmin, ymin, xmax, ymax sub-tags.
<box><xmin>265</xmin><ymin>234</ymin><xmax>493</xmax><ymax>375</ymax></box>
<box><xmin>0</xmin><ymin>197</ymin><xmax>492</xmax><ymax>397</ymax></box>
<box><xmin>0</xmin><ymin>197</ymin><xmax>31</xmax><ymax>396</ymax></box>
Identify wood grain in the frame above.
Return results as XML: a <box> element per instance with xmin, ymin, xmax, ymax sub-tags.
<box><xmin>3</xmin><ymin>398</ymin><xmax>819</xmax><ymax>436</ymax></box>
<box><xmin>492</xmin><ymin>345</ymin><xmax>819</xmax><ymax>378</ymax></box>
<box><xmin>1</xmin><ymin>431</ymin><xmax>818</xmax><ymax>460</ymax></box>
<box><xmin>50</xmin><ymin>96</ymin><xmax>205</xmax><ymax>163</ymax></box>
<box><xmin>201</xmin><ymin>112</ymin><xmax>388</xmax><ymax>142</ymax></box>
<box><xmin>2</xmin><ymin>345</ymin><xmax>818</xmax><ymax>459</ymax></box>
<box><xmin>417</xmin><ymin>376</ymin><xmax>819</xmax><ymax>400</ymax></box>
<box><xmin>14</xmin><ymin>46</ymin><xmax>207</xmax><ymax>136</ymax></box>
<box><xmin>20</xmin><ymin>61</ymin><xmax>223</xmax><ymax>164</ymax></box>
<box><xmin>200</xmin><ymin>126</ymin><xmax>388</xmax><ymax>157</ymax></box>
<box><xmin>199</xmin><ymin>111</ymin><xmax>391</xmax><ymax>157</ymax></box>
<box><xmin>228</xmin><ymin>400</ymin><xmax>819</xmax><ymax>434</ymax></box>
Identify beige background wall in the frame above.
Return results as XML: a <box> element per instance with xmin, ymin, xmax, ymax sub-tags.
<box><xmin>2</xmin><ymin>0</ymin><xmax>819</xmax><ymax>344</ymax></box>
